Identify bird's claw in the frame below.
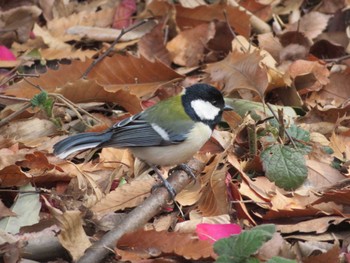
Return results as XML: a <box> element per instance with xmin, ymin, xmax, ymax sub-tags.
<box><xmin>169</xmin><ymin>163</ymin><xmax>196</xmax><ymax>183</ymax></box>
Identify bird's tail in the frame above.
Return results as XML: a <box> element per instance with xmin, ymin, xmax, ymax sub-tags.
<box><xmin>53</xmin><ymin>132</ymin><xmax>112</xmax><ymax>159</ymax></box>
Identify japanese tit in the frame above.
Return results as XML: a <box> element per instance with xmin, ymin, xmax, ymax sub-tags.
<box><xmin>53</xmin><ymin>84</ymin><xmax>232</xmax><ymax>195</ymax></box>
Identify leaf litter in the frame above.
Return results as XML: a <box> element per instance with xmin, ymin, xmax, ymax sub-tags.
<box><xmin>1</xmin><ymin>0</ymin><xmax>350</xmax><ymax>262</ymax></box>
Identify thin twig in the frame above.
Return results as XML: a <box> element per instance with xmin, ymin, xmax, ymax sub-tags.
<box><xmin>266</xmin><ymin>103</ymin><xmax>296</xmax><ymax>148</ymax></box>
<box><xmin>21</xmin><ymin>78</ymin><xmax>102</xmax><ymax>126</ymax></box>
<box><xmin>0</xmin><ymin>94</ymin><xmax>31</xmax><ymax>102</ymax></box>
<box><xmin>223</xmin><ymin>10</ymin><xmax>248</xmax><ymax>53</ymax></box>
<box><xmin>323</xmin><ymin>54</ymin><xmax>350</xmax><ymax>63</ymax></box>
<box><xmin>278</xmin><ymin>109</ymin><xmax>285</xmax><ymax>142</ymax></box>
<box><xmin>0</xmin><ymin>102</ymin><xmax>32</xmax><ymax>128</ymax></box>
<box><xmin>230</xmin><ymin>200</ymin><xmax>270</xmax><ymax>205</ymax></box>
<box><xmin>81</xmin><ymin>19</ymin><xmax>150</xmax><ymax>79</ymax></box>
<box><xmin>77</xmin><ymin>159</ymin><xmax>205</xmax><ymax>263</ymax></box>
<box><xmin>52</xmin><ymin>93</ymin><xmax>102</xmax><ymax>126</ymax></box>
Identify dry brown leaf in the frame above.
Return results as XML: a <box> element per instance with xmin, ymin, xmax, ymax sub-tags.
<box><xmin>0</xmin><ymin>165</ymin><xmax>31</xmax><ymax>187</ymax></box>
<box><xmin>166</xmin><ymin>22</ymin><xmax>215</xmax><ymax>67</ymax></box>
<box><xmin>117</xmin><ymin>229</ymin><xmax>215</xmax><ymax>260</ymax></box>
<box><xmin>5</xmin><ymin>54</ymin><xmax>183</xmax><ymax>112</ymax></box>
<box><xmin>284</xmin><ymin>11</ymin><xmax>331</xmax><ymax>40</ymax></box>
<box><xmin>0</xmin><ymin>145</ymin><xmax>26</xmax><ymax>171</ymax></box>
<box><xmin>91</xmin><ymin>173</ymin><xmax>156</xmax><ymax>216</ymax></box>
<box><xmin>139</xmin><ymin>22</ymin><xmax>172</xmax><ymax>65</ymax></box>
<box><xmin>306</xmin><ymin>70</ymin><xmax>350</xmax><ymax>108</ymax></box>
<box><xmin>178</xmin><ymin>0</ymin><xmax>206</xmax><ymax>8</ymax></box>
<box><xmin>99</xmin><ymin>148</ymin><xmax>134</xmax><ymax>179</ymax></box>
<box><xmin>316</xmin><ymin>0</ymin><xmax>346</xmax><ymax>13</ymax></box>
<box><xmin>197</xmin><ymin>153</ymin><xmax>230</xmax><ymax>216</ymax></box>
<box><xmin>329</xmin><ymin>132</ymin><xmax>350</xmax><ymax>161</ymax></box>
<box><xmin>240</xmin><ymin>0</ymin><xmax>272</xmax><ymax>21</ymax></box>
<box><xmin>258</xmin><ymin>232</ymin><xmax>291</xmax><ymax>261</ymax></box>
<box><xmin>33</xmin><ymin>23</ymin><xmax>71</xmax><ymax>51</ymax></box>
<box><xmin>0</xmin><ymin>5</ymin><xmax>42</xmax><ymax>44</ymax></box>
<box><xmin>66</xmin><ymin>22</ymin><xmax>156</xmax><ymax>42</ymax></box>
<box><xmin>0</xmin><ymin>199</ymin><xmax>16</xmax><ymax>219</ymax></box>
<box><xmin>56</xmin><ymin>80</ymin><xmax>143</xmax><ymax>114</ymax></box>
<box><xmin>258</xmin><ymin>32</ymin><xmax>283</xmax><ymax>63</ymax></box>
<box><xmin>43</xmin><ymin>197</ymin><xmax>91</xmax><ymax>261</ymax></box>
<box><xmin>302</xmin><ymin>243</ymin><xmax>340</xmax><ymax>263</ymax></box>
<box><xmin>285</xmin><ymin>59</ymin><xmax>330</xmax><ymax>94</ymax></box>
<box><xmin>272</xmin><ymin>0</ymin><xmax>303</xmax><ymax>15</ymax></box>
<box><xmin>307</xmin><ymin>160</ymin><xmax>346</xmax><ymax>191</ymax></box>
<box><xmin>39</xmin><ymin>47</ymin><xmax>97</xmax><ymax>60</ymax></box>
<box><xmin>312</xmin><ymin>180</ymin><xmax>350</xmax><ymax>206</ymax></box>
<box><xmin>206</xmin><ymin>50</ymin><xmax>269</xmax><ymax>98</ymax></box>
<box><xmin>175</xmin><ymin>178</ymin><xmax>202</xmax><ymax>206</ymax></box>
<box><xmin>175</xmin><ymin>214</ymin><xmax>231</xmax><ymax>233</ymax></box>
<box><xmin>277</xmin><ymin>216</ymin><xmax>350</xmax><ymax>234</ymax></box>
<box><xmin>0</xmin><ymin>118</ymin><xmax>57</xmax><ymax>144</ymax></box>
<box><xmin>175</xmin><ymin>3</ymin><xmax>251</xmax><ymax>38</ymax></box>
<box><xmin>140</xmin><ymin>0</ymin><xmax>174</xmax><ymax>19</ymax></box>
<box><xmin>230</xmin><ymin>181</ymin><xmax>257</xmax><ymax>224</ymax></box>
<box><xmin>152</xmin><ymin>213</ymin><xmax>178</xmax><ymax>232</ymax></box>
<box><xmin>46</xmin><ymin>7</ymin><xmax>116</xmax><ymax>41</ymax></box>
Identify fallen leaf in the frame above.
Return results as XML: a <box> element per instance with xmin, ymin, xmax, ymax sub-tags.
<box><xmin>175</xmin><ymin>3</ymin><xmax>251</xmax><ymax>38</ymax></box>
<box><xmin>206</xmin><ymin>50</ymin><xmax>269</xmax><ymax>98</ymax></box>
<box><xmin>0</xmin><ymin>199</ymin><xmax>16</xmax><ymax>219</ymax></box>
<box><xmin>91</xmin><ymin>173</ymin><xmax>156</xmax><ymax>216</ymax></box>
<box><xmin>117</xmin><ymin>229</ymin><xmax>216</xmax><ymax>260</ymax></box>
<box><xmin>284</xmin><ymin>11</ymin><xmax>331</xmax><ymax>40</ymax></box>
<box><xmin>167</xmin><ymin>22</ymin><xmax>215</xmax><ymax>67</ymax></box>
<box><xmin>277</xmin><ymin>216</ymin><xmax>350</xmax><ymax>234</ymax></box>
<box><xmin>112</xmin><ymin>0</ymin><xmax>136</xmax><ymax>29</ymax></box>
<box><xmin>285</xmin><ymin>59</ymin><xmax>330</xmax><ymax>94</ymax></box>
<box><xmin>196</xmin><ymin>223</ymin><xmax>241</xmax><ymax>243</ymax></box>
<box><xmin>43</xmin><ymin>196</ymin><xmax>91</xmax><ymax>261</ymax></box>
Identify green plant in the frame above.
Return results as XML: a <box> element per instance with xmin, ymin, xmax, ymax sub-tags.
<box><xmin>214</xmin><ymin>224</ymin><xmax>296</xmax><ymax>263</ymax></box>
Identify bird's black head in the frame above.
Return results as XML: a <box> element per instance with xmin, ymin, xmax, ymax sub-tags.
<box><xmin>182</xmin><ymin>84</ymin><xmax>230</xmax><ymax>129</ymax></box>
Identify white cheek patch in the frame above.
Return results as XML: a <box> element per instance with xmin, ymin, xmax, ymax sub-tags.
<box><xmin>151</xmin><ymin>123</ymin><xmax>170</xmax><ymax>141</ymax></box>
<box><xmin>191</xmin><ymin>99</ymin><xmax>220</xmax><ymax>120</ymax></box>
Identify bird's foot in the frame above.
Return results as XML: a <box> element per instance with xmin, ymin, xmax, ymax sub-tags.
<box><xmin>169</xmin><ymin>163</ymin><xmax>196</xmax><ymax>182</ymax></box>
<box><xmin>151</xmin><ymin>165</ymin><xmax>176</xmax><ymax>199</ymax></box>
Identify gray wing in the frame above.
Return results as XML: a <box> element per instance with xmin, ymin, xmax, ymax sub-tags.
<box><xmin>98</xmin><ymin>113</ymin><xmax>189</xmax><ymax>148</ymax></box>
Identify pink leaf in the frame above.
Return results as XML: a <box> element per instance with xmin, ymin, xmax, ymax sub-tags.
<box><xmin>0</xmin><ymin>46</ymin><xmax>16</xmax><ymax>61</ymax></box>
<box><xmin>196</xmin><ymin>223</ymin><xmax>241</xmax><ymax>243</ymax></box>
<box><xmin>112</xmin><ymin>0</ymin><xmax>137</xmax><ymax>29</ymax></box>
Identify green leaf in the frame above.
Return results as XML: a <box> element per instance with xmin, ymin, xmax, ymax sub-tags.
<box><xmin>267</xmin><ymin>256</ymin><xmax>297</xmax><ymax>263</ymax></box>
<box><xmin>246</xmin><ymin>258</ymin><xmax>260</xmax><ymax>263</ymax></box>
<box><xmin>224</xmin><ymin>98</ymin><xmax>297</xmax><ymax>123</ymax></box>
<box><xmin>261</xmin><ymin>145</ymin><xmax>307</xmax><ymax>190</ymax></box>
<box><xmin>286</xmin><ymin>125</ymin><xmax>311</xmax><ymax>154</ymax></box>
<box><xmin>214</xmin><ymin>235</ymin><xmax>238</xmax><ymax>261</ymax></box>
<box><xmin>251</xmin><ymin>224</ymin><xmax>276</xmax><ymax>235</ymax></box>
<box><xmin>43</xmin><ymin>97</ymin><xmax>54</xmax><ymax>117</ymax></box>
<box><xmin>31</xmin><ymin>91</ymin><xmax>48</xmax><ymax>107</ymax></box>
<box><xmin>215</xmin><ymin>255</ymin><xmax>235</xmax><ymax>263</ymax></box>
<box><xmin>214</xmin><ymin>224</ymin><xmax>276</xmax><ymax>263</ymax></box>
<box><xmin>287</xmin><ymin>125</ymin><xmax>310</xmax><ymax>142</ymax></box>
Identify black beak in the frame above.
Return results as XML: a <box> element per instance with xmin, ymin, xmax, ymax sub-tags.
<box><xmin>223</xmin><ymin>104</ymin><xmax>233</xmax><ymax>111</ymax></box>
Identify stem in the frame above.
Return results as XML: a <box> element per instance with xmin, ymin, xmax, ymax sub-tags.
<box><xmin>81</xmin><ymin>19</ymin><xmax>150</xmax><ymax>79</ymax></box>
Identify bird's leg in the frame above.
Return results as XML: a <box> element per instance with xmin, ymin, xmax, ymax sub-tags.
<box><xmin>169</xmin><ymin>163</ymin><xmax>196</xmax><ymax>182</ymax></box>
<box><xmin>151</xmin><ymin>165</ymin><xmax>176</xmax><ymax>199</ymax></box>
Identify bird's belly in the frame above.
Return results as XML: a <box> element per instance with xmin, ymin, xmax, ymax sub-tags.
<box><xmin>130</xmin><ymin>123</ymin><xmax>212</xmax><ymax>166</ymax></box>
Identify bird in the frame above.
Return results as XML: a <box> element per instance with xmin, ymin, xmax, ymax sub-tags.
<box><xmin>53</xmin><ymin>83</ymin><xmax>232</xmax><ymax>197</ymax></box>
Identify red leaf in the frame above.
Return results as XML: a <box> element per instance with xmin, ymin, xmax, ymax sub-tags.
<box><xmin>196</xmin><ymin>223</ymin><xmax>241</xmax><ymax>243</ymax></box>
<box><xmin>112</xmin><ymin>0</ymin><xmax>137</xmax><ymax>29</ymax></box>
<box><xmin>0</xmin><ymin>46</ymin><xmax>16</xmax><ymax>61</ymax></box>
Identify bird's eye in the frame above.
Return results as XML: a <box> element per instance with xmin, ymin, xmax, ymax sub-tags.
<box><xmin>212</xmin><ymin>100</ymin><xmax>218</xmax><ymax>106</ymax></box>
